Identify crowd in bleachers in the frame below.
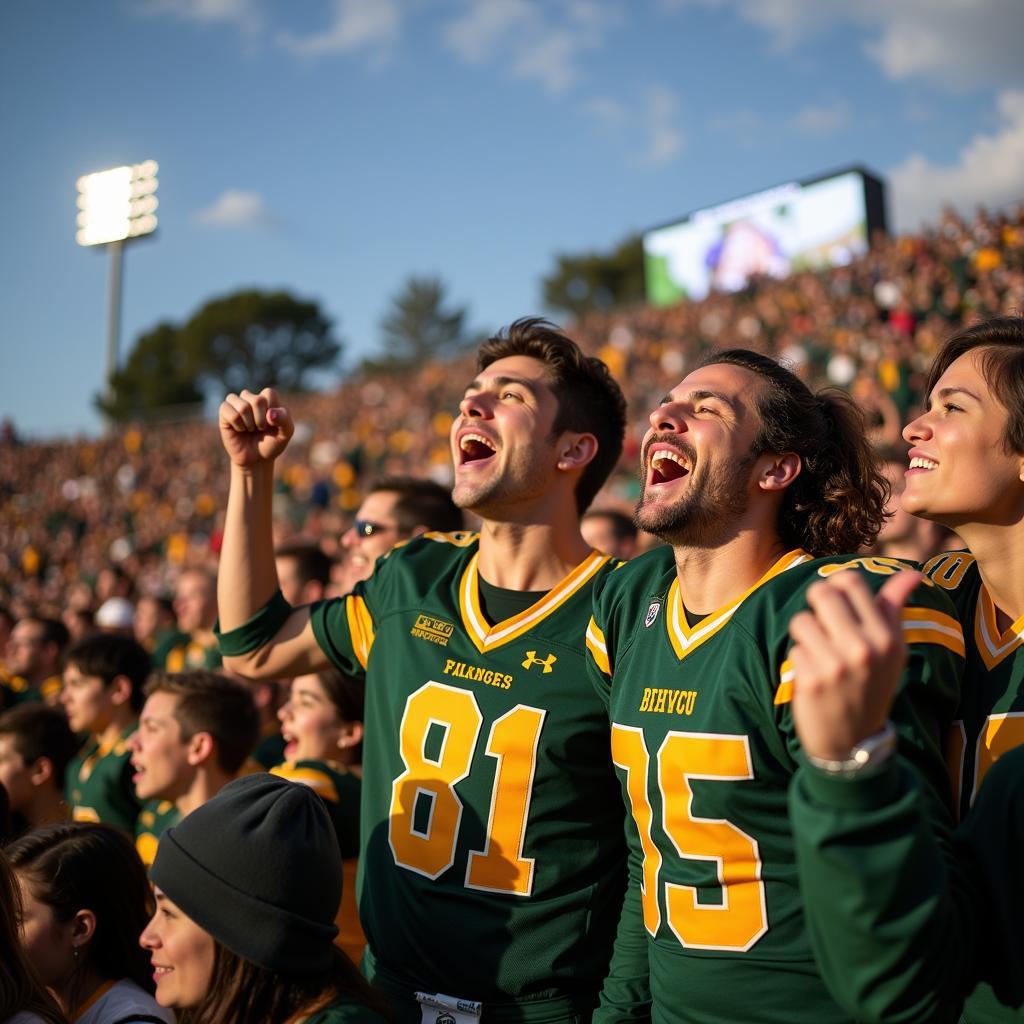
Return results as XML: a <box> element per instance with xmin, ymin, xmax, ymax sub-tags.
<box><xmin>1</xmin><ymin>200</ymin><xmax>1023</xmax><ymax>1024</ymax></box>
<box><xmin>3</xmin><ymin>202</ymin><xmax>1022</xmax><ymax>625</ymax></box>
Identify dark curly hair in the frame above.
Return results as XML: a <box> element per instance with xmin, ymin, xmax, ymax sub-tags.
<box><xmin>699</xmin><ymin>348</ymin><xmax>889</xmax><ymax>555</ymax></box>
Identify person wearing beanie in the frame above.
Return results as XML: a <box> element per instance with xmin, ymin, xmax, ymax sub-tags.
<box><xmin>141</xmin><ymin>773</ymin><xmax>390</xmax><ymax>1024</ymax></box>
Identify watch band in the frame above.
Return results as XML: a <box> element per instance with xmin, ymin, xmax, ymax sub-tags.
<box><xmin>805</xmin><ymin>722</ymin><xmax>898</xmax><ymax>777</ymax></box>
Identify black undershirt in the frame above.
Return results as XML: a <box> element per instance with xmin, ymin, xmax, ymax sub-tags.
<box><xmin>683</xmin><ymin>604</ymin><xmax>706</xmax><ymax>629</ymax></box>
<box><xmin>478</xmin><ymin>577</ymin><xmax>550</xmax><ymax>624</ymax></box>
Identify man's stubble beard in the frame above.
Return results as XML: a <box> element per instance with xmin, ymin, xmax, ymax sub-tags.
<box><xmin>635</xmin><ymin>450</ymin><xmax>756</xmax><ymax>548</ymax></box>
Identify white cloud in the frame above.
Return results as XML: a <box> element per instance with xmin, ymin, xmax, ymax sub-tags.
<box><xmin>790</xmin><ymin>99</ymin><xmax>849</xmax><ymax>136</ymax></box>
<box><xmin>643</xmin><ymin>87</ymin><xmax>684</xmax><ymax>165</ymax></box>
<box><xmin>442</xmin><ymin>0</ymin><xmax>617</xmax><ymax>94</ymax></box>
<box><xmin>194</xmin><ymin>189</ymin><xmax>276</xmax><ymax>228</ymax></box>
<box><xmin>890</xmin><ymin>89</ymin><xmax>1024</xmax><ymax>230</ymax></box>
<box><xmin>664</xmin><ymin>0</ymin><xmax>1024</xmax><ymax>89</ymax></box>
<box><xmin>277</xmin><ymin>0</ymin><xmax>399</xmax><ymax>57</ymax></box>
<box><xmin>138</xmin><ymin>0</ymin><xmax>261</xmax><ymax>33</ymax></box>
<box><xmin>584</xmin><ymin>86</ymin><xmax>684</xmax><ymax>166</ymax></box>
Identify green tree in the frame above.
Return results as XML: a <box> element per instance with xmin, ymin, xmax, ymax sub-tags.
<box><xmin>98</xmin><ymin>290</ymin><xmax>341</xmax><ymax>423</ymax></box>
<box><xmin>378</xmin><ymin>276</ymin><xmax>471</xmax><ymax>369</ymax></box>
<box><xmin>541</xmin><ymin>234</ymin><xmax>646</xmax><ymax>319</ymax></box>
<box><xmin>180</xmin><ymin>289</ymin><xmax>341</xmax><ymax>394</ymax></box>
<box><xmin>96</xmin><ymin>322</ymin><xmax>204</xmax><ymax>422</ymax></box>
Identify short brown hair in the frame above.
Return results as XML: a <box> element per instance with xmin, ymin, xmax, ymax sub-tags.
<box><xmin>144</xmin><ymin>671</ymin><xmax>259</xmax><ymax>775</ymax></box>
<box><xmin>0</xmin><ymin>705</ymin><xmax>79</xmax><ymax>783</ymax></box>
<box><xmin>478</xmin><ymin>317</ymin><xmax>627</xmax><ymax>513</ymax></box>
<box><xmin>925</xmin><ymin>315</ymin><xmax>1024</xmax><ymax>454</ymax></box>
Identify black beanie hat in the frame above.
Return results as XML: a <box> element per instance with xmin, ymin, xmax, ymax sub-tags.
<box><xmin>150</xmin><ymin>773</ymin><xmax>341</xmax><ymax>973</ymax></box>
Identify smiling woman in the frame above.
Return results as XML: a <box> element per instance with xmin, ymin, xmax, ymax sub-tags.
<box><xmin>141</xmin><ymin>772</ymin><xmax>390</xmax><ymax>1024</ymax></box>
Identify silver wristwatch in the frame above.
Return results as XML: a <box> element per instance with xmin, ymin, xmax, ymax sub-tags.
<box><xmin>805</xmin><ymin>722</ymin><xmax>898</xmax><ymax>777</ymax></box>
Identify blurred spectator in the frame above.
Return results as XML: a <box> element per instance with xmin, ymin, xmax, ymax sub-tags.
<box><xmin>4</xmin><ymin>616</ymin><xmax>69</xmax><ymax>707</ymax></box>
<box><xmin>275</xmin><ymin>538</ymin><xmax>332</xmax><ymax>606</ymax></box>
<box><xmin>7</xmin><ymin>822</ymin><xmax>172</xmax><ymax>1023</ymax></box>
<box><xmin>271</xmin><ymin>669</ymin><xmax>366</xmax><ymax>962</ymax></box>
<box><xmin>133</xmin><ymin>593</ymin><xmax>179</xmax><ymax>654</ymax></box>
<box><xmin>0</xmin><ymin>704</ymin><xmax>77</xmax><ymax>833</ymax></box>
<box><xmin>128</xmin><ymin>670</ymin><xmax>259</xmax><ymax>867</ymax></box>
<box><xmin>337</xmin><ymin>476</ymin><xmax>463</xmax><ymax>593</ymax></box>
<box><xmin>158</xmin><ymin>569</ymin><xmax>221</xmax><ymax>672</ymax></box>
<box><xmin>249</xmin><ymin>677</ymin><xmax>288</xmax><ymax>771</ymax></box>
<box><xmin>581</xmin><ymin>509</ymin><xmax>640</xmax><ymax>560</ymax></box>
<box><xmin>61</xmin><ymin>633</ymin><xmax>150</xmax><ymax>834</ymax></box>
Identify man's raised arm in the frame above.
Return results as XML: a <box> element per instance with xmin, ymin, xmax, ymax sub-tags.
<box><xmin>217</xmin><ymin>387</ymin><xmax>325</xmax><ymax>679</ymax></box>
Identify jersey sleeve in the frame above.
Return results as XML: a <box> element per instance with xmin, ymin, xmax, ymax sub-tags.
<box><xmin>775</xmin><ymin>573</ymin><xmax>964</xmax><ymax>827</ymax></box>
<box><xmin>789</xmin><ymin>745</ymin><xmax>1024</xmax><ymax>1024</ymax></box>
<box><xmin>309</xmin><ymin>573</ymin><xmax>385</xmax><ymax>679</ymax></box>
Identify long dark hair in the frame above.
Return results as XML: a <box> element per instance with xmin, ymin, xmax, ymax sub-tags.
<box><xmin>6</xmin><ymin>822</ymin><xmax>155</xmax><ymax>1013</ymax></box>
<box><xmin>179</xmin><ymin>942</ymin><xmax>390</xmax><ymax>1024</ymax></box>
<box><xmin>700</xmin><ymin>349</ymin><xmax>889</xmax><ymax>555</ymax></box>
<box><xmin>0</xmin><ymin>849</ymin><xmax>67</xmax><ymax>1024</ymax></box>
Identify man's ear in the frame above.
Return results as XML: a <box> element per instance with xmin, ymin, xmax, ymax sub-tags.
<box><xmin>758</xmin><ymin>452</ymin><xmax>801</xmax><ymax>492</ymax></box>
<box><xmin>108</xmin><ymin>674</ymin><xmax>134</xmax><ymax>709</ymax></box>
<box><xmin>28</xmin><ymin>755</ymin><xmax>55</xmax><ymax>788</ymax></box>
<box><xmin>556</xmin><ymin>432</ymin><xmax>598</xmax><ymax>473</ymax></box>
<box><xmin>186</xmin><ymin>731</ymin><xmax>215</xmax><ymax>768</ymax></box>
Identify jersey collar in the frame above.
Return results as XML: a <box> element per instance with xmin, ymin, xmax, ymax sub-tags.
<box><xmin>665</xmin><ymin>548</ymin><xmax>810</xmax><ymax>661</ymax></box>
<box><xmin>975</xmin><ymin>586</ymin><xmax>1024</xmax><ymax>668</ymax></box>
<box><xmin>459</xmin><ymin>550</ymin><xmax>610</xmax><ymax>654</ymax></box>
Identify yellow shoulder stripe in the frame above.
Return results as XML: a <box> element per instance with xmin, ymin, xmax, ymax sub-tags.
<box><xmin>270</xmin><ymin>763</ymin><xmax>340</xmax><ymax>803</ymax></box>
<box><xmin>586</xmin><ymin>617</ymin><xmax>611</xmax><ymax>676</ymax></box>
<box><xmin>901</xmin><ymin>607</ymin><xmax>965</xmax><ymax>657</ymax></box>
<box><xmin>345</xmin><ymin>595</ymin><xmax>376</xmax><ymax>669</ymax></box>
<box><xmin>774</xmin><ymin>659</ymin><xmax>794</xmax><ymax>706</ymax></box>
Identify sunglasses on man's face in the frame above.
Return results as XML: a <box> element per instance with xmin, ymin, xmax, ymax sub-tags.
<box><xmin>353</xmin><ymin>519</ymin><xmax>398</xmax><ymax>538</ymax></box>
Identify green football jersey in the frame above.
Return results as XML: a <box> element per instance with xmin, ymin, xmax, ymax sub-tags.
<box><xmin>924</xmin><ymin>551</ymin><xmax>1024</xmax><ymax>818</ymax></box>
<box><xmin>309</xmin><ymin>532</ymin><xmax>628</xmax><ymax>1018</ymax></box>
<box><xmin>587</xmin><ymin>547</ymin><xmax>964</xmax><ymax>1024</ymax></box>
<box><xmin>790</xmin><ymin>744</ymin><xmax>1024</xmax><ymax>1023</ymax></box>
<box><xmin>271</xmin><ymin>758</ymin><xmax>361</xmax><ymax>859</ymax></box>
<box><xmin>135</xmin><ymin>799</ymin><xmax>181</xmax><ymax>867</ymax></box>
<box><xmin>65</xmin><ymin>724</ymin><xmax>142</xmax><ymax>834</ymax></box>
<box><xmin>924</xmin><ymin>550</ymin><xmax>1024</xmax><ymax>1024</ymax></box>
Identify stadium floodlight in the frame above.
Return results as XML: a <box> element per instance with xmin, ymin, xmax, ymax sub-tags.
<box><xmin>75</xmin><ymin>160</ymin><xmax>159</xmax><ymax>426</ymax></box>
<box><xmin>76</xmin><ymin>161</ymin><xmax>159</xmax><ymax>246</ymax></box>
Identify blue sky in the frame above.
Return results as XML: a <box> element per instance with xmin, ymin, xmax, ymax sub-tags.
<box><xmin>2</xmin><ymin>0</ymin><xmax>1022</xmax><ymax>439</ymax></box>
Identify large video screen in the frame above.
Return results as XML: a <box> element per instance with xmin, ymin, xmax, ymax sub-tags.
<box><xmin>643</xmin><ymin>168</ymin><xmax>886</xmax><ymax>305</ymax></box>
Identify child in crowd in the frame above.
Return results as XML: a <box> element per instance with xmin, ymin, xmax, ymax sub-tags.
<box><xmin>142</xmin><ymin>772</ymin><xmax>389</xmax><ymax>1024</ymax></box>
<box><xmin>0</xmin><ymin>704</ymin><xmax>78</xmax><ymax>834</ymax></box>
<box><xmin>61</xmin><ymin>634</ymin><xmax>151</xmax><ymax>833</ymax></box>
<box><xmin>7</xmin><ymin>822</ymin><xmax>173</xmax><ymax>1024</ymax></box>
<box><xmin>128</xmin><ymin>670</ymin><xmax>260</xmax><ymax>866</ymax></box>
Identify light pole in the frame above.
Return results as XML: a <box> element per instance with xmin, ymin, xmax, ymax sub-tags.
<box><xmin>75</xmin><ymin>160</ymin><xmax>158</xmax><ymax>424</ymax></box>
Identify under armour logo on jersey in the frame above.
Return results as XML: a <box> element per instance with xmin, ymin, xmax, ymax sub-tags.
<box><xmin>645</xmin><ymin>600</ymin><xmax>662</xmax><ymax>628</ymax></box>
<box><xmin>522</xmin><ymin>651</ymin><xmax>557</xmax><ymax>673</ymax></box>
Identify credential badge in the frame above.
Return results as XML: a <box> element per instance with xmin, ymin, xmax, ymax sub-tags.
<box><xmin>645</xmin><ymin>600</ymin><xmax>661</xmax><ymax>628</ymax></box>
